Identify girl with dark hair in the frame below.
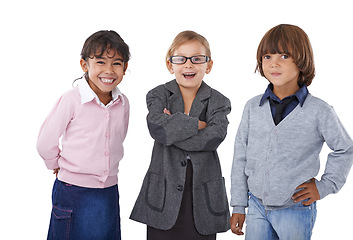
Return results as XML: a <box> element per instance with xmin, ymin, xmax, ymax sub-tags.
<box><xmin>37</xmin><ymin>30</ymin><xmax>130</xmax><ymax>240</ymax></box>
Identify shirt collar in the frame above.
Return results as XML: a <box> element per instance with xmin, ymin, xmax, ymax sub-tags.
<box><xmin>259</xmin><ymin>83</ymin><xmax>308</xmax><ymax>107</ymax></box>
<box><xmin>78</xmin><ymin>78</ymin><xmax>125</xmax><ymax>106</ymax></box>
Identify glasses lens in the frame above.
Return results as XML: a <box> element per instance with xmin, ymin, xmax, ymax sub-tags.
<box><xmin>171</xmin><ymin>56</ymin><xmax>186</xmax><ymax>64</ymax></box>
<box><xmin>191</xmin><ymin>55</ymin><xmax>208</xmax><ymax>64</ymax></box>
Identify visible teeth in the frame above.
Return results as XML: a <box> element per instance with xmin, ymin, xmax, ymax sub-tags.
<box><xmin>101</xmin><ymin>78</ymin><xmax>114</xmax><ymax>83</ymax></box>
<box><xmin>183</xmin><ymin>73</ymin><xmax>195</xmax><ymax>76</ymax></box>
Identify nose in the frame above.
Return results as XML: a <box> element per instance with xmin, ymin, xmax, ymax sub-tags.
<box><xmin>104</xmin><ymin>64</ymin><xmax>114</xmax><ymax>73</ymax></box>
<box><xmin>184</xmin><ymin>58</ymin><xmax>193</xmax><ymax>67</ymax></box>
<box><xmin>270</xmin><ymin>56</ymin><xmax>280</xmax><ymax>67</ymax></box>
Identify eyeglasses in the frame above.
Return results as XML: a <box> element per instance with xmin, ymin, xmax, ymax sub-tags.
<box><xmin>169</xmin><ymin>55</ymin><xmax>210</xmax><ymax>64</ymax></box>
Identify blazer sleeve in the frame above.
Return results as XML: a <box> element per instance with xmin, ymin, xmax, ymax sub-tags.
<box><xmin>146</xmin><ymin>87</ymin><xmax>200</xmax><ymax>146</ymax></box>
<box><xmin>173</xmin><ymin>94</ymin><xmax>231</xmax><ymax>152</ymax></box>
<box><xmin>36</xmin><ymin>93</ymin><xmax>76</xmax><ymax>170</ymax></box>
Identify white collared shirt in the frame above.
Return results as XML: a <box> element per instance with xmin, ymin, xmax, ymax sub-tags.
<box><xmin>78</xmin><ymin>78</ymin><xmax>125</xmax><ymax>107</ymax></box>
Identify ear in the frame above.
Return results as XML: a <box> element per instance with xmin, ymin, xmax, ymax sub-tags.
<box><xmin>205</xmin><ymin>59</ymin><xmax>213</xmax><ymax>74</ymax></box>
<box><xmin>123</xmin><ymin>62</ymin><xmax>129</xmax><ymax>75</ymax></box>
<box><xmin>80</xmin><ymin>58</ymin><xmax>88</xmax><ymax>72</ymax></box>
<box><xmin>167</xmin><ymin>60</ymin><xmax>174</xmax><ymax>74</ymax></box>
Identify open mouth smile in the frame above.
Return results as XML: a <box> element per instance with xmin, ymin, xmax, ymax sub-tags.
<box><xmin>183</xmin><ymin>73</ymin><xmax>196</xmax><ymax>79</ymax></box>
<box><xmin>100</xmin><ymin>78</ymin><xmax>115</xmax><ymax>84</ymax></box>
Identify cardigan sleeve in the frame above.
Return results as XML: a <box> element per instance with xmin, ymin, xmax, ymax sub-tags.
<box><xmin>230</xmin><ymin>101</ymin><xmax>251</xmax><ymax>215</ymax></box>
<box><xmin>315</xmin><ymin>106</ymin><xmax>353</xmax><ymax>199</ymax></box>
<box><xmin>36</xmin><ymin>92</ymin><xmax>76</xmax><ymax>170</ymax></box>
<box><xmin>146</xmin><ymin>87</ymin><xmax>200</xmax><ymax>146</ymax></box>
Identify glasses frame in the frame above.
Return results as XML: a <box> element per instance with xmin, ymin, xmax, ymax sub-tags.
<box><xmin>169</xmin><ymin>55</ymin><xmax>210</xmax><ymax>64</ymax></box>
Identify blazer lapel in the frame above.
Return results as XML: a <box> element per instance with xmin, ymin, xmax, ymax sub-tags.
<box><xmin>164</xmin><ymin>80</ymin><xmax>211</xmax><ymax>117</ymax></box>
<box><xmin>190</xmin><ymin>81</ymin><xmax>211</xmax><ymax>118</ymax></box>
<box><xmin>165</xmin><ymin>80</ymin><xmax>185</xmax><ymax>114</ymax></box>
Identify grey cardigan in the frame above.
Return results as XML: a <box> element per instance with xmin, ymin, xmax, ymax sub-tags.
<box><xmin>231</xmin><ymin>94</ymin><xmax>353</xmax><ymax>214</ymax></box>
<box><xmin>130</xmin><ymin>80</ymin><xmax>231</xmax><ymax>235</ymax></box>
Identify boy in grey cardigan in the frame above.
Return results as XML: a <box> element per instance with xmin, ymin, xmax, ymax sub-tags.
<box><xmin>230</xmin><ymin>24</ymin><xmax>353</xmax><ymax>239</ymax></box>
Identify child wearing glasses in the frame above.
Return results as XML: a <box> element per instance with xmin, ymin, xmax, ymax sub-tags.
<box><xmin>230</xmin><ymin>24</ymin><xmax>353</xmax><ymax>239</ymax></box>
<box><xmin>37</xmin><ymin>30</ymin><xmax>130</xmax><ymax>240</ymax></box>
<box><xmin>130</xmin><ymin>30</ymin><xmax>231</xmax><ymax>240</ymax></box>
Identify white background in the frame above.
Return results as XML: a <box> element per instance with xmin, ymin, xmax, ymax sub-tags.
<box><xmin>1</xmin><ymin>0</ymin><xmax>353</xmax><ymax>239</ymax></box>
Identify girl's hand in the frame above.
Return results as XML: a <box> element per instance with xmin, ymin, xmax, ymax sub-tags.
<box><xmin>163</xmin><ymin>108</ymin><xmax>171</xmax><ymax>116</ymax></box>
<box><xmin>198</xmin><ymin>121</ymin><xmax>207</xmax><ymax>130</ymax></box>
<box><xmin>292</xmin><ymin>178</ymin><xmax>320</xmax><ymax>205</ymax></box>
<box><xmin>53</xmin><ymin>168</ymin><xmax>60</xmax><ymax>177</ymax></box>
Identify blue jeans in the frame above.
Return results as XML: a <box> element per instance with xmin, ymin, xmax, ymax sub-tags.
<box><xmin>47</xmin><ymin>179</ymin><xmax>121</xmax><ymax>240</ymax></box>
<box><xmin>245</xmin><ymin>193</ymin><xmax>317</xmax><ymax>240</ymax></box>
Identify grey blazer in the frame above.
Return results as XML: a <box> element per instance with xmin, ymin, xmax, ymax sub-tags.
<box><xmin>130</xmin><ymin>80</ymin><xmax>231</xmax><ymax>235</ymax></box>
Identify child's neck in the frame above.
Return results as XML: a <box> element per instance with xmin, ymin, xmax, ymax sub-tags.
<box><xmin>98</xmin><ymin>93</ymin><xmax>113</xmax><ymax>106</ymax></box>
<box><xmin>180</xmin><ymin>87</ymin><xmax>198</xmax><ymax>115</ymax></box>
<box><xmin>273</xmin><ymin>84</ymin><xmax>300</xmax><ymax>100</ymax></box>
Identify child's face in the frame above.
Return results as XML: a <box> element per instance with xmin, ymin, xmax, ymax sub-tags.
<box><xmin>262</xmin><ymin>53</ymin><xmax>300</xmax><ymax>92</ymax></box>
<box><xmin>167</xmin><ymin>41</ymin><xmax>213</xmax><ymax>92</ymax></box>
<box><xmin>80</xmin><ymin>50</ymin><xmax>127</xmax><ymax>98</ymax></box>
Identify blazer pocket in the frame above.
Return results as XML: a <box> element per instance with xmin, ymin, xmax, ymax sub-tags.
<box><xmin>203</xmin><ymin>177</ymin><xmax>229</xmax><ymax>216</ymax></box>
<box><xmin>145</xmin><ymin>172</ymin><xmax>167</xmax><ymax>212</ymax></box>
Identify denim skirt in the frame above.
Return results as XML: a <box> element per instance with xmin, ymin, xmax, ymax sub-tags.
<box><xmin>47</xmin><ymin>179</ymin><xmax>121</xmax><ymax>240</ymax></box>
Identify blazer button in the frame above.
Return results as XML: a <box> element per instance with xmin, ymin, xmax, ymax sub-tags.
<box><xmin>181</xmin><ymin>160</ymin><xmax>187</xmax><ymax>167</ymax></box>
<box><xmin>177</xmin><ymin>185</ymin><xmax>184</xmax><ymax>191</ymax></box>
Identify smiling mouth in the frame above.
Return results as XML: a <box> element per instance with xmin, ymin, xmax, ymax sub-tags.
<box><xmin>100</xmin><ymin>78</ymin><xmax>115</xmax><ymax>83</ymax></box>
<box><xmin>183</xmin><ymin>73</ymin><xmax>196</xmax><ymax>79</ymax></box>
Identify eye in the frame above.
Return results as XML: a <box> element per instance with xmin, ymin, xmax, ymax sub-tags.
<box><xmin>171</xmin><ymin>56</ymin><xmax>186</xmax><ymax>64</ymax></box>
<box><xmin>281</xmin><ymin>54</ymin><xmax>289</xmax><ymax>59</ymax></box>
<box><xmin>96</xmin><ymin>61</ymin><xmax>105</xmax><ymax>65</ymax></box>
<box><xmin>193</xmin><ymin>57</ymin><xmax>201</xmax><ymax>61</ymax></box>
<box><xmin>113</xmin><ymin>62</ymin><xmax>122</xmax><ymax>66</ymax></box>
<box><xmin>263</xmin><ymin>55</ymin><xmax>271</xmax><ymax>60</ymax></box>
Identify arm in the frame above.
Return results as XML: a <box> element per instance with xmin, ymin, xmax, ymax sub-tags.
<box><xmin>172</xmin><ymin>97</ymin><xmax>231</xmax><ymax>152</ymax></box>
<box><xmin>36</xmin><ymin>94</ymin><xmax>75</xmax><ymax>170</ymax></box>
<box><xmin>230</xmin><ymin>102</ymin><xmax>250</xmax><ymax>226</ymax></box>
<box><xmin>313</xmin><ymin>107</ymin><xmax>353</xmax><ymax>200</ymax></box>
<box><xmin>293</xmin><ymin>107</ymin><xmax>353</xmax><ymax>204</ymax></box>
<box><xmin>146</xmin><ymin>88</ymin><xmax>201</xmax><ymax>146</ymax></box>
<box><xmin>164</xmin><ymin>108</ymin><xmax>207</xmax><ymax>130</ymax></box>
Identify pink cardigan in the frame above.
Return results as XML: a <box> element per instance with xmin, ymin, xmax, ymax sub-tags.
<box><xmin>37</xmin><ymin>80</ymin><xmax>129</xmax><ymax>188</ymax></box>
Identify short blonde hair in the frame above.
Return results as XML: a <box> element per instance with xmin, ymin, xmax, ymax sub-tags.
<box><xmin>255</xmin><ymin>24</ymin><xmax>315</xmax><ymax>86</ymax></box>
<box><xmin>166</xmin><ymin>31</ymin><xmax>211</xmax><ymax>69</ymax></box>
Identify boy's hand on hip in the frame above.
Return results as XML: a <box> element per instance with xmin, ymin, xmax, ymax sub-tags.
<box><xmin>292</xmin><ymin>178</ymin><xmax>320</xmax><ymax>206</ymax></box>
<box><xmin>230</xmin><ymin>213</ymin><xmax>245</xmax><ymax>235</ymax></box>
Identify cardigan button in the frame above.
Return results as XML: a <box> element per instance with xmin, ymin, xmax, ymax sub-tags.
<box><xmin>177</xmin><ymin>185</ymin><xmax>184</xmax><ymax>191</ymax></box>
